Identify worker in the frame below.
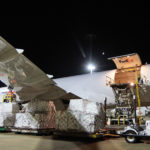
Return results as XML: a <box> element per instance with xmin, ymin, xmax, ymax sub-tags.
<box><xmin>139</xmin><ymin>78</ymin><xmax>144</xmax><ymax>85</ymax></box>
<box><xmin>8</xmin><ymin>85</ymin><xmax>16</xmax><ymax>102</ymax></box>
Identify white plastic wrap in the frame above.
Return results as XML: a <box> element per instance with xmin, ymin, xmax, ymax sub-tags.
<box><xmin>56</xmin><ymin>110</ymin><xmax>104</xmax><ymax>133</ymax></box>
<box><xmin>86</xmin><ymin>101</ymin><xmax>101</xmax><ymax>115</ymax></box>
<box><xmin>0</xmin><ymin>102</ymin><xmax>19</xmax><ymax>113</ymax></box>
<box><xmin>67</xmin><ymin>111</ymin><xmax>81</xmax><ymax>130</ymax></box>
<box><xmin>68</xmin><ymin>99</ymin><xmax>84</xmax><ymax>112</ymax></box>
<box><xmin>56</xmin><ymin>99</ymin><xmax>105</xmax><ymax>133</ymax></box>
<box><xmin>80</xmin><ymin>113</ymin><xmax>104</xmax><ymax>132</ymax></box>
<box><xmin>14</xmin><ymin>112</ymin><xmax>56</xmax><ymax>129</ymax></box>
<box><xmin>0</xmin><ymin>113</ymin><xmax>15</xmax><ymax>127</ymax></box>
<box><xmin>69</xmin><ymin>99</ymin><xmax>102</xmax><ymax>115</ymax></box>
<box><xmin>14</xmin><ymin>113</ymin><xmax>39</xmax><ymax>129</ymax></box>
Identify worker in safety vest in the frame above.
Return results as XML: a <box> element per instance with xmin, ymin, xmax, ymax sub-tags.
<box><xmin>8</xmin><ymin>85</ymin><xmax>16</xmax><ymax>102</ymax></box>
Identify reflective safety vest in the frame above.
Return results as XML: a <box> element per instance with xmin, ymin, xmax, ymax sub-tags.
<box><xmin>8</xmin><ymin>90</ymin><xmax>15</xmax><ymax>96</ymax></box>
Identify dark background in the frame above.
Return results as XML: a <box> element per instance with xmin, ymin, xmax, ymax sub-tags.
<box><xmin>0</xmin><ymin>5</ymin><xmax>149</xmax><ymax>78</ymax></box>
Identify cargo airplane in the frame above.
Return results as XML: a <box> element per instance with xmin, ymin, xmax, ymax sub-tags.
<box><xmin>0</xmin><ymin>36</ymin><xmax>150</xmax><ymax>108</ymax></box>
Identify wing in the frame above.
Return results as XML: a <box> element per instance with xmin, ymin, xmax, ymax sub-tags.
<box><xmin>0</xmin><ymin>36</ymin><xmax>67</xmax><ymax>101</ymax></box>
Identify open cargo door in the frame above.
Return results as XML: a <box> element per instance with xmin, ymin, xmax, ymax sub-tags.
<box><xmin>108</xmin><ymin>53</ymin><xmax>142</xmax><ymax>69</ymax></box>
<box><xmin>108</xmin><ymin>53</ymin><xmax>142</xmax><ymax>84</ymax></box>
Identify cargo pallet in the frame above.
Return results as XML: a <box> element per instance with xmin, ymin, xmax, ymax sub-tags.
<box><xmin>0</xmin><ymin>127</ymin><xmax>54</xmax><ymax>135</ymax></box>
<box><xmin>53</xmin><ymin>128</ymin><xmax>121</xmax><ymax>139</ymax></box>
<box><xmin>0</xmin><ymin>127</ymin><xmax>104</xmax><ymax>138</ymax></box>
<box><xmin>0</xmin><ymin>126</ymin><xmax>121</xmax><ymax>138</ymax></box>
<box><xmin>53</xmin><ymin>131</ymin><xmax>104</xmax><ymax>139</ymax></box>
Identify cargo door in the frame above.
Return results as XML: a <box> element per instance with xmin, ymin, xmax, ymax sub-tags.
<box><xmin>108</xmin><ymin>53</ymin><xmax>142</xmax><ymax>84</ymax></box>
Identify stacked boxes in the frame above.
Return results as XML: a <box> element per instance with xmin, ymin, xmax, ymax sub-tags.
<box><xmin>56</xmin><ymin>99</ymin><xmax>105</xmax><ymax>133</ymax></box>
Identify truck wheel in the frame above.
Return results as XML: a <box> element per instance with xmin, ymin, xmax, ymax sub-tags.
<box><xmin>125</xmin><ymin>130</ymin><xmax>138</xmax><ymax>143</ymax></box>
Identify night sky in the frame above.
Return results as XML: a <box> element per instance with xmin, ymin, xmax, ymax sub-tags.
<box><xmin>0</xmin><ymin>6</ymin><xmax>149</xmax><ymax>78</ymax></box>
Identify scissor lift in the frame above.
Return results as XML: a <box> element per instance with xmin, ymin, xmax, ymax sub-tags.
<box><xmin>106</xmin><ymin>53</ymin><xmax>143</xmax><ymax>126</ymax></box>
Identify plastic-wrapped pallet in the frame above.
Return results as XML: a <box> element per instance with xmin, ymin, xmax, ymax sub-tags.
<box><xmin>56</xmin><ymin>111</ymin><xmax>68</xmax><ymax>131</ymax></box>
<box><xmin>0</xmin><ymin>113</ymin><xmax>16</xmax><ymax>127</ymax></box>
<box><xmin>56</xmin><ymin>99</ymin><xmax>105</xmax><ymax>133</ymax></box>
<box><xmin>14</xmin><ymin>112</ymin><xmax>56</xmax><ymax>129</ymax></box>
<box><xmin>14</xmin><ymin>100</ymin><xmax>56</xmax><ymax>129</ymax></box>
<box><xmin>34</xmin><ymin>113</ymin><xmax>56</xmax><ymax>129</ymax></box>
<box><xmin>68</xmin><ymin>99</ymin><xmax>84</xmax><ymax>112</ymax></box>
<box><xmin>86</xmin><ymin>101</ymin><xmax>102</xmax><ymax>115</ymax></box>
<box><xmin>23</xmin><ymin>100</ymin><xmax>56</xmax><ymax>113</ymax></box>
<box><xmin>56</xmin><ymin>110</ymin><xmax>104</xmax><ymax>133</ymax></box>
<box><xmin>68</xmin><ymin>99</ymin><xmax>102</xmax><ymax>115</ymax></box>
<box><xmin>0</xmin><ymin>102</ymin><xmax>19</xmax><ymax>113</ymax></box>
<box><xmin>79</xmin><ymin>113</ymin><xmax>105</xmax><ymax>133</ymax></box>
<box><xmin>14</xmin><ymin>113</ymin><xmax>39</xmax><ymax>129</ymax></box>
<box><xmin>67</xmin><ymin>111</ymin><xmax>82</xmax><ymax>130</ymax></box>
<box><xmin>56</xmin><ymin>111</ymin><xmax>61</xmax><ymax>129</ymax></box>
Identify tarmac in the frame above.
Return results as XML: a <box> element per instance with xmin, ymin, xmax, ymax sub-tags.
<box><xmin>0</xmin><ymin>133</ymin><xmax>150</xmax><ymax>150</ymax></box>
